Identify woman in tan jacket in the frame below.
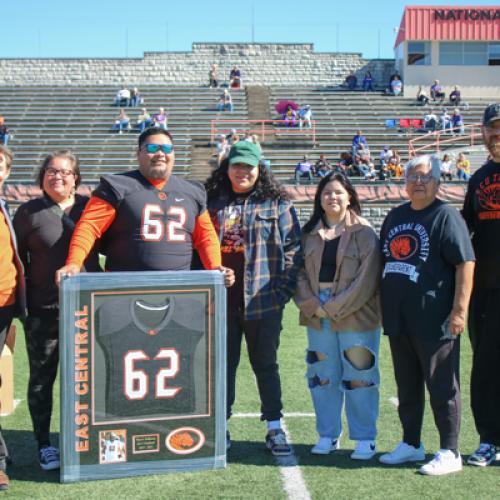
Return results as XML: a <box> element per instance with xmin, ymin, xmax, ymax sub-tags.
<box><xmin>295</xmin><ymin>172</ymin><xmax>382</xmax><ymax>460</ymax></box>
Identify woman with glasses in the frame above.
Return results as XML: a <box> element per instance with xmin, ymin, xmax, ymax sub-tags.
<box><xmin>295</xmin><ymin>172</ymin><xmax>382</xmax><ymax>460</ymax></box>
<box><xmin>379</xmin><ymin>155</ymin><xmax>475</xmax><ymax>475</ymax></box>
<box><xmin>13</xmin><ymin>151</ymin><xmax>101</xmax><ymax>472</ymax></box>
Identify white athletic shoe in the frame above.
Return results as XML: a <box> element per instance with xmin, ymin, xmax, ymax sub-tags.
<box><xmin>351</xmin><ymin>440</ymin><xmax>376</xmax><ymax>460</ymax></box>
<box><xmin>419</xmin><ymin>449</ymin><xmax>462</xmax><ymax>476</ymax></box>
<box><xmin>379</xmin><ymin>441</ymin><xmax>425</xmax><ymax>465</ymax></box>
<box><xmin>311</xmin><ymin>437</ymin><xmax>340</xmax><ymax>455</ymax></box>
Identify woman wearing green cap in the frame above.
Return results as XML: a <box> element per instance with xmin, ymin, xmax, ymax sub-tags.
<box><xmin>204</xmin><ymin>140</ymin><xmax>302</xmax><ymax>456</ymax></box>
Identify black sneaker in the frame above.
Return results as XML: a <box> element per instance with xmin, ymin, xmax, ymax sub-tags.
<box><xmin>467</xmin><ymin>443</ymin><xmax>500</xmax><ymax>467</ymax></box>
<box><xmin>467</xmin><ymin>443</ymin><xmax>498</xmax><ymax>467</ymax></box>
<box><xmin>39</xmin><ymin>446</ymin><xmax>60</xmax><ymax>471</ymax></box>
<box><xmin>265</xmin><ymin>429</ymin><xmax>291</xmax><ymax>456</ymax></box>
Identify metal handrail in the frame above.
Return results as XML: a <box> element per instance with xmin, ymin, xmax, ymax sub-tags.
<box><xmin>408</xmin><ymin>123</ymin><xmax>482</xmax><ymax>158</ymax></box>
<box><xmin>210</xmin><ymin>119</ymin><xmax>316</xmax><ymax>144</ymax></box>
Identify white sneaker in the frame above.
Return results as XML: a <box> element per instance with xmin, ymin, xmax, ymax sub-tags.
<box><xmin>379</xmin><ymin>441</ymin><xmax>425</xmax><ymax>465</ymax></box>
<box><xmin>311</xmin><ymin>437</ymin><xmax>340</xmax><ymax>455</ymax></box>
<box><xmin>419</xmin><ymin>449</ymin><xmax>462</xmax><ymax>476</ymax></box>
<box><xmin>351</xmin><ymin>440</ymin><xmax>376</xmax><ymax>460</ymax></box>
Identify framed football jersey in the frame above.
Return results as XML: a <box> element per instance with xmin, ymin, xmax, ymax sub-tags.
<box><xmin>59</xmin><ymin>271</ymin><xmax>226</xmax><ymax>483</ymax></box>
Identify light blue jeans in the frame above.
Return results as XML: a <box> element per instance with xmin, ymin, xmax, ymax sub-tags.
<box><xmin>306</xmin><ymin>288</ymin><xmax>381</xmax><ymax>441</ymax></box>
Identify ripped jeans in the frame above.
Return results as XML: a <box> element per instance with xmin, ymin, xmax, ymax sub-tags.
<box><xmin>306</xmin><ymin>289</ymin><xmax>381</xmax><ymax>441</ymax></box>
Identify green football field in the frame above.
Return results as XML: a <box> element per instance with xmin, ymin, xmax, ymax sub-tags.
<box><xmin>3</xmin><ymin>303</ymin><xmax>499</xmax><ymax>499</ymax></box>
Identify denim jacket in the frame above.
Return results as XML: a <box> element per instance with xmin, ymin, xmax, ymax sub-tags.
<box><xmin>207</xmin><ymin>192</ymin><xmax>302</xmax><ymax>320</ymax></box>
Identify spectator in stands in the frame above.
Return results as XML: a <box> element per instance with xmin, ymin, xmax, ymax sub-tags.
<box><xmin>314</xmin><ymin>155</ymin><xmax>333</xmax><ymax>178</ymax></box>
<box><xmin>251</xmin><ymin>134</ymin><xmax>263</xmax><ymax>154</ymax></box>
<box><xmin>227</xmin><ymin>129</ymin><xmax>240</xmax><ymax>146</ymax></box>
<box><xmin>439</xmin><ymin>109</ymin><xmax>452</xmax><ymax>134</ymax></box>
<box><xmin>379</xmin><ymin>154</ymin><xmax>474</xmax><ymax>476</ymax></box>
<box><xmin>137</xmin><ymin>108</ymin><xmax>153</xmax><ymax>133</ymax></box>
<box><xmin>344</xmin><ymin>72</ymin><xmax>357</xmax><ymax>90</ymax></box>
<box><xmin>13</xmin><ymin>151</ymin><xmax>101</xmax><ymax>473</ymax></box>
<box><xmin>424</xmin><ymin>109</ymin><xmax>438</xmax><ymax>132</ymax></box>
<box><xmin>295</xmin><ymin>155</ymin><xmax>314</xmax><ymax>184</ymax></box>
<box><xmin>416</xmin><ymin>86</ymin><xmax>429</xmax><ymax>106</ymax></box>
<box><xmin>209</xmin><ymin>64</ymin><xmax>218</xmax><ymax>88</ymax></box>
<box><xmin>451</xmin><ymin>109</ymin><xmax>465</xmax><ymax>135</ymax></box>
<box><xmin>449</xmin><ymin>86</ymin><xmax>461</xmax><ymax>106</ymax></box>
<box><xmin>130</xmin><ymin>88</ymin><xmax>142</xmax><ymax>107</ymax></box>
<box><xmin>440</xmin><ymin>154</ymin><xmax>453</xmax><ymax>181</ymax></box>
<box><xmin>362</xmin><ymin>71</ymin><xmax>374</xmax><ymax>91</ymax></box>
<box><xmin>204</xmin><ymin>140</ymin><xmax>301</xmax><ymax>456</ymax></box>
<box><xmin>352</xmin><ymin>130</ymin><xmax>368</xmax><ymax>160</ymax></box>
<box><xmin>295</xmin><ymin>172</ymin><xmax>381</xmax><ymax>460</ymax></box>
<box><xmin>299</xmin><ymin>105</ymin><xmax>312</xmax><ymax>129</ymax></box>
<box><xmin>337</xmin><ymin>152</ymin><xmax>353</xmax><ymax>175</ymax></box>
<box><xmin>389</xmin><ymin>149</ymin><xmax>401</xmax><ymax>166</ymax></box>
<box><xmin>112</xmin><ymin>109</ymin><xmax>130</xmax><ymax>134</ymax></box>
<box><xmin>379</xmin><ymin>146</ymin><xmax>393</xmax><ymax>168</ymax></box>
<box><xmin>0</xmin><ymin>145</ymin><xmax>25</xmax><ymax>491</ymax></box>
<box><xmin>217</xmin><ymin>89</ymin><xmax>233</xmax><ymax>112</ymax></box>
<box><xmin>430</xmin><ymin>80</ymin><xmax>445</xmax><ymax>102</ymax></box>
<box><xmin>0</xmin><ymin>117</ymin><xmax>11</xmax><ymax>146</ymax></box>
<box><xmin>229</xmin><ymin>66</ymin><xmax>241</xmax><ymax>89</ymax></box>
<box><xmin>390</xmin><ymin>76</ymin><xmax>403</xmax><ymax>97</ymax></box>
<box><xmin>153</xmin><ymin>107</ymin><xmax>168</xmax><ymax>129</ymax></box>
<box><xmin>455</xmin><ymin>152</ymin><xmax>471</xmax><ymax>181</ymax></box>
<box><xmin>114</xmin><ymin>86</ymin><xmax>131</xmax><ymax>107</ymax></box>
<box><xmin>389</xmin><ymin>71</ymin><xmax>402</xmax><ymax>86</ymax></box>
<box><xmin>284</xmin><ymin>105</ymin><xmax>297</xmax><ymax>128</ymax></box>
<box><xmin>388</xmin><ymin>156</ymin><xmax>403</xmax><ymax>178</ymax></box>
<box><xmin>216</xmin><ymin>134</ymin><xmax>230</xmax><ymax>165</ymax></box>
<box><xmin>357</xmin><ymin>154</ymin><xmax>376</xmax><ymax>180</ymax></box>
<box><xmin>378</xmin><ymin>162</ymin><xmax>390</xmax><ymax>181</ymax></box>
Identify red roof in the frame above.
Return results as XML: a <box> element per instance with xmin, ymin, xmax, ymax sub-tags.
<box><xmin>395</xmin><ymin>6</ymin><xmax>500</xmax><ymax>48</ymax></box>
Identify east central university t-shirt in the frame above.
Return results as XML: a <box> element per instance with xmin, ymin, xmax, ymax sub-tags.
<box><xmin>380</xmin><ymin>199</ymin><xmax>475</xmax><ymax>339</ymax></box>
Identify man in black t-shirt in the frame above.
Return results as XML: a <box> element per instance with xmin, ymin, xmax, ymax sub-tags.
<box><xmin>379</xmin><ymin>155</ymin><xmax>475</xmax><ymax>476</ymax></box>
<box><xmin>462</xmin><ymin>103</ymin><xmax>500</xmax><ymax>467</ymax></box>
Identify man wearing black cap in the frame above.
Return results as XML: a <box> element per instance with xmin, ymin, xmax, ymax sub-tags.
<box><xmin>462</xmin><ymin>103</ymin><xmax>500</xmax><ymax>467</ymax></box>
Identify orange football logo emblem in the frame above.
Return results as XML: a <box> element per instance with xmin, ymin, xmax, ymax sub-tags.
<box><xmin>165</xmin><ymin>427</ymin><xmax>205</xmax><ymax>455</ymax></box>
<box><xmin>390</xmin><ymin>235</ymin><xmax>418</xmax><ymax>260</ymax></box>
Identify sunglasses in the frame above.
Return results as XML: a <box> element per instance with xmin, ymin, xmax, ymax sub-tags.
<box><xmin>144</xmin><ymin>144</ymin><xmax>174</xmax><ymax>154</ymax></box>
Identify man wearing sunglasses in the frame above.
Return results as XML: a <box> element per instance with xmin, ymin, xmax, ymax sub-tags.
<box><xmin>56</xmin><ymin>127</ymin><xmax>233</xmax><ymax>284</ymax></box>
<box><xmin>462</xmin><ymin>103</ymin><xmax>500</xmax><ymax>467</ymax></box>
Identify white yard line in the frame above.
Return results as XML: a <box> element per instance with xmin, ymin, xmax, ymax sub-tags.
<box><xmin>276</xmin><ymin>421</ymin><xmax>312</xmax><ymax>500</ymax></box>
<box><xmin>233</xmin><ymin>412</ymin><xmax>315</xmax><ymax>418</ymax></box>
<box><xmin>232</xmin><ymin>413</ymin><xmax>312</xmax><ymax>500</ymax></box>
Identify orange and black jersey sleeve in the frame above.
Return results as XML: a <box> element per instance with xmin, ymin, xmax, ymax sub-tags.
<box><xmin>67</xmin><ymin>171</ymin><xmax>221</xmax><ymax>271</ymax></box>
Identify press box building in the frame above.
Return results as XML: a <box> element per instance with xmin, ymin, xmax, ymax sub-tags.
<box><xmin>394</xmin><ymin>5</ymin><xmax>500</xmax><ymax>96</ymax></box>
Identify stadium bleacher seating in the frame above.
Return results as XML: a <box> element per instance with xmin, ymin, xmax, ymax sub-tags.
<box><xmin>0</xmin><ymin>84</ymin><xmax>489</xmax><ymax>224</ymax></box>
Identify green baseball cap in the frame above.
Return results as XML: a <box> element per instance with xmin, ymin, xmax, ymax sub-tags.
<box><xmin>228</xmin><ymin>141</ymin><xmax>261</xmax><ymax>168</ymax></box>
